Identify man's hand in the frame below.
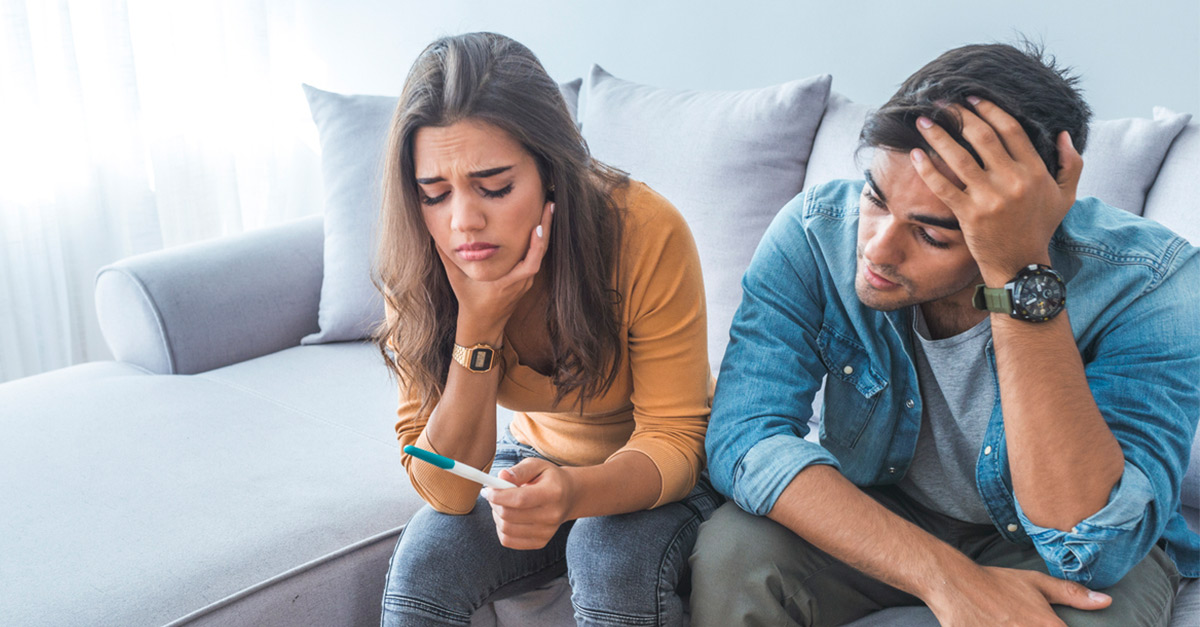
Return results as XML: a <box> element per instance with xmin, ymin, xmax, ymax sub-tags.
<box><xmin>909</xmin><ymin>97</ymin><xmax>1082</xmax><ymax>286</ymax></box>
<box><xmin>483</xmin><ymin>457</ymin><xmax>576</xmax><ymax>550</ymax></box>
<box><xmin>926</xmin><ymin>562</ymin><xmax>1111</xmax><ymax>627</ymax></box>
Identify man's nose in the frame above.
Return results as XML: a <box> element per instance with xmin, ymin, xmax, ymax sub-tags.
<box><xmin>863</xmin><ymin>218</ymin><xmax>905</xmax><ymax>268</ymax></box>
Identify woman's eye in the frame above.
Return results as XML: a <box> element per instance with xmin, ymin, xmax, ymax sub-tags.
<box><xmin>420</xmin><ymin>191</ymin><xmax>449</xmax><ymax>206</ymax></box>
<box><xmin>481</xmin><ymin>183</ymin><xmax>514</xmax><ymax>199</ymax></box>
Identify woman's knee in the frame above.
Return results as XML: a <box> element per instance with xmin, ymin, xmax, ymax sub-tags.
<box><xmin>565</xmin><ymin>503</ymin><xmax>704</xmax><ymax>625</ymax></box>
<box><xmin>382</xmin><ymin>501</ymin><xmax>495</xmax><ymax>623</ymax></box>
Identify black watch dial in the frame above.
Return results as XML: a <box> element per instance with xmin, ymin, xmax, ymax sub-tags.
<box><xmin>467</xmin><ymin>348</ymin><xmax>494</xmax><ymax>372</ymax></box>
<box><xmin>1011</xmin><ymin>266</ymin><xmax>1066</xmax><ymax>322</ymax></box>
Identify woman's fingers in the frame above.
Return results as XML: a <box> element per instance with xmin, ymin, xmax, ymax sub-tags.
<box><xmin>509</xmin><ymin>201</ymin><xmax>555</xmax><ymax>280</ymax></box>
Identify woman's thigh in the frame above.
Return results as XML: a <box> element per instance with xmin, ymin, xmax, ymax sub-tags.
<box><xmin>381</xmin><ymin>498</ymin><xmax>570</xmax><ymax>627</ymax></box>
<box><xmin>566</xmin><ymin>478</ymin><xmax>722</xmax><ymax>626</ymax></box>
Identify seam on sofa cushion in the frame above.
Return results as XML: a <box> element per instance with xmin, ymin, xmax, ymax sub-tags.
<box><xmin>96</xmin><ymin>267</ymin><xmax>177</xmax><ymax>374</ymax></box>
<box><xmin>161</xmin><ymin>525</ymin><xmax>404</xmax><ymax>627</ymax></box>
<box><xmin>194</xmin><ymin>374</ymin><xmax>397</xmax><ymax>447</ymax></box>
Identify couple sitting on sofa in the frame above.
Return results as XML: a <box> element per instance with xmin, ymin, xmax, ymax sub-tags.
<box><xmin>375</xmin><ymin>32</ymin><xmax>1199</xmax><ymax>627</ymax></box>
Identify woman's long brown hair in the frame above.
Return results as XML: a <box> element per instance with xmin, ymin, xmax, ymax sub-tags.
<box><xmin>375</xmin><ymin>32</ymin><xmax>627</xmax><ymax>413</ymax></box>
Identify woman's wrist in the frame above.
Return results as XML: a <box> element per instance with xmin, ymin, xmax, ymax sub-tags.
<box><xmin>454</xmin><ymin>313</ymin><xmax>506</xmax><ymax>347</ymax></box>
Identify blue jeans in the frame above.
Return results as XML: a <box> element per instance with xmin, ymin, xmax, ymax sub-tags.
<box><xmin>381</xmin><ymin>431</ymin><xmax>722</xmax><ymax>626</ymax></box>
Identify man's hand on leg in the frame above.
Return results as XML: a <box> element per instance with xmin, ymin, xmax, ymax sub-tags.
<box><xmin>925</xmin><ymin>562</ymin><xmax>1110</xmax><ymax>627</ymax></box>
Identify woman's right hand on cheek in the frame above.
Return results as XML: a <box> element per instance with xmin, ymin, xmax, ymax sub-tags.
<box><xmin>436</xmin><ymin>201</ymin><xmax>555</xmax><ymax>339</ymax></box>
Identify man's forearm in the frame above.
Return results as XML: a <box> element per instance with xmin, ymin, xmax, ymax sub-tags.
<box><xmin>991</xmin><ymin>311</ymin><xmax>1125</xmax><ymax>531</ymax></box>
<box><xmin>767</xmin><ymin>464</ymin><xmax>974</xmax><ymax>602</ymax></box>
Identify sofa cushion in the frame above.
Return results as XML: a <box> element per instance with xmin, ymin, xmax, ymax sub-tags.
<box><xmin>805</xmin><ymin>91</ymin><xmax>874</xmax><ymax>189</ymax></box>
<box><xmin>581</xmin><ymin>66</ymin><xmax>832</xmax><ymax>371</ymax></box>
<box><xmin>1076</xmin><ymin>109</ymin><xmax>1192</xmax><ymax>215</ymax></box>
<box><xmin>0</xmin><ymin>357</ymin><xmax>419</xmax><ymax>626</ymax></box>
<box><xmin>300</xmin><ymin>80</ymin><xmax>583</xmax><ymax>345</ymax></box>
<box><xmin>1143</xmin><ymin>114</ymin><xmax>1200</xmax><ymax>244</ymax></box>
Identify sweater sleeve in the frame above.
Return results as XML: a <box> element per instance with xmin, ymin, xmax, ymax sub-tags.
<box><xmin>609</xmin><ymin>184</ymin><xmax>711</xmax><ymax>507</ymax></box>
<box><xmin>394</xmin><ymin>381</ymin><xmax>490</xmax><ymax>515</ymax></box>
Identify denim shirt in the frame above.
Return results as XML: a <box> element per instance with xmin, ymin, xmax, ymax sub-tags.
<box><xmin>707</xmin><ymin>180</ymin><xmax>1200</xmax><ymax>588</ymax></box>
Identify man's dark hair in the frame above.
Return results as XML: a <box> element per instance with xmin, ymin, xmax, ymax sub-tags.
<box><xmin>860</xmin><ymin>41</ymin><xmax>1091</xmax><ymax>177</ymax></box>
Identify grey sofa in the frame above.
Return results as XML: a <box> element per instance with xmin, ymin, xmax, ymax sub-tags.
<box><xmin>2</xmin><ymin>76</ymin><xmax>1198</xmax><ymax>626</ymax></box>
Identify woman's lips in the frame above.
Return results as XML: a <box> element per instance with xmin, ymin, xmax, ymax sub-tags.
<box><xmin>863</xmin><ymin>264</ymin><xmax>900</xmax><ymax>289</ymax></box>
<box><xmin>456</xmin><ymin>242</ymin><xmax>499</xmax><ymax>261</ymax></box>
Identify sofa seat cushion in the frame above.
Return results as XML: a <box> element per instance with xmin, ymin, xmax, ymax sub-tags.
<box><xmin>197</xmin><ymin>341</ymin><xmax>401</xmax><ymax>445</ymax></box>
<box><xmin>0</xmin><ymin>358</ymin><xmax>420</xmax><ymax>626</ymax></box>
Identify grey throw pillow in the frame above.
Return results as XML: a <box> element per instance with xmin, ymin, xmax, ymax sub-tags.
<box><xmin>300</xmin><ymin>80</ymin><xmax>583</xmax><ymax>344</ymax></box>
<box><xmin>581</xmin><ymin>66</ymin><xmax>832</xmax><ymax>372</ymax></box>
<box><xmin>1076</xmin><ymin>109</ymin><xmax>1192</xmax><ymax>216</ymax></box>
<box><xmin>805</xmin><ymin>91</ymin><xmax>874</xmax><ymax>189</ymax></box>
<box><xmin>1142</xmin><ymin>109</ymin><xmax>1198</xmax><ymax>244</ymax></box>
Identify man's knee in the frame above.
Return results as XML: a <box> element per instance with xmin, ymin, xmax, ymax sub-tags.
<box><xmin>1054</xmin><ymin>547</ymin><xmax>1180</xmax><ymax>627</ymax></box>
<box><xmin>691</xmin><ymin>502</ymin><xmax>796</xmax><ymax>581</ymax></box>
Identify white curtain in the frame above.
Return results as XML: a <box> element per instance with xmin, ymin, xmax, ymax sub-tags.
<box><xmin>0</xmin><ymin>0</ymin><xmax>321</xmax><ymax>383</ymax></box>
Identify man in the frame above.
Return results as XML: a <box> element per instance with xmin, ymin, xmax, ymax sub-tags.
<box><xmin>690</xmin><ymin>43</ymin><xmax>1198</xmax><ymax>626</ymax></box>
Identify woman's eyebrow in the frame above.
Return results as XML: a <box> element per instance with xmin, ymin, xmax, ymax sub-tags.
<box><xmin>416</xmin><ymin>165</ymin><xmax>514</xmax><ymax>185</ymax></box>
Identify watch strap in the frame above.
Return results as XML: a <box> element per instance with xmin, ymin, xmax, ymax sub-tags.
<box><xmin>972</xmin><ymin>284</ymin><xmax>1012</xmax><ymax>314</ymax></box>
<box><xmin>452</xmin><ymin>343</ymin><xmax>497</xmax><ymax>373</ymax></box>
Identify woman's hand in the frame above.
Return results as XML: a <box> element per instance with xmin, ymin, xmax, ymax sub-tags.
<box><xmin>437</xmin><ymin>201</ymin><xmax>554</xmax><ymax>341</ymax></box>
<box><xmin>483</xmin><ymin>457</ymin><xmax>577</xmax><ymax>550</ymax></box>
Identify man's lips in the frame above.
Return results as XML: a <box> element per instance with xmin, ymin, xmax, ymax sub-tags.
<box><xmin>863</xmin><ymin>264</ymin><xmax>900</xmax><ymax>289</ymax></box>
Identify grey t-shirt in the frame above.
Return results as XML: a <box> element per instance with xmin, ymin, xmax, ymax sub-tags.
<box><xmin>896</xmin><ymin>307</ymin><xmax>994</xmax><ymax>524</ymax></box>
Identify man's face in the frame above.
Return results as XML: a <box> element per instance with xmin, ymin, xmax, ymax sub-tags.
<box><xmin>855</xmin><ymin>149</ymin><xmax>981</xmax><ymax>312</ymax></box>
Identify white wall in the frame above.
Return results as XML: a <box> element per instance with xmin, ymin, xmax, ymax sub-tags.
<box><xmin>291</xmin><ymin>0</ymin><xmax>1199</xmax><ymax>120</ymax></box>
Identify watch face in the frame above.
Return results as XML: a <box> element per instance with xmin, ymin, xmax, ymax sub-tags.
<box><xmin>468</xmin><ymin>348</ymin><xmax>494</xmax><ymax>372</ymax></box>
<box><xmin>1011</xmin><ymin>268</ymin><xmax>1066</xmax><ymax>321</ymax></box>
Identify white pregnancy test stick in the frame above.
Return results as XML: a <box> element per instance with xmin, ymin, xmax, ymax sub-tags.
<box><xmin>403</xmin><ymin>445</ymin><xmax>517</xmax><ymax>489</ymax></box>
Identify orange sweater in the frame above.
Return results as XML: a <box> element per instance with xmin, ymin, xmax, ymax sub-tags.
<box><xmin>395</xmin><ymin>182</ymin><xmax>711</xmax><ymax>514</ymax></box>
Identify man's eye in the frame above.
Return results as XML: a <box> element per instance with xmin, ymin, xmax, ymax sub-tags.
<box><xmin>918</xmin><ymin>229</ymin><xmax>949</xmax><ymax>249</ymax></box>
<box><xmin>864</xmin><ymin>192</ymin><xmax>886</xmax><ymax>210</ymax></box>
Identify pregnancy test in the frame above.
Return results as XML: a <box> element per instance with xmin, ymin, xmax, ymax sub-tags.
<box><xmin>403</xmin><ymin>445</ymin><xmax>516</xmax><ymax>489</ymax></box>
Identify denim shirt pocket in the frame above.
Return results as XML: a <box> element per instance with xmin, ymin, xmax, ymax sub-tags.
<box><xmin>816</xmin><ymin>325</ymin><xmax>888</xmax><ymax>449</ymax></box>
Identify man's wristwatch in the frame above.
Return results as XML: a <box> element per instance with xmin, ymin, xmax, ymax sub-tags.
<box><xmin>452</xmin><ymin>343</ymin><xmax>497</xmax><ymax>373</ymax></box>
<box><xmin>972</xmin><ymin>264</ymin><xmax>1066</xmax><ymax>323</ymax></box>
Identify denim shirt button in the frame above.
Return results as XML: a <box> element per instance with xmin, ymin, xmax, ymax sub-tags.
<box><xmin>984</xmin><ymin>445</ymin><xmax>992</xmax><ymax>455</ymax></box>
<box><xmin>888</xmin><ymin>467</ymin><xmax>896</xmax><ymax>474</ymax></box>
<box><xmin>905</xmin><ymin>399</ymin><xmax>915</xmax><ymax>409</ymax></box>
<box><xmin>1007</xmin><ymin>523</ymin><xmax>1019</xmax><ymax>533</ymax></box>
<box><xmin>1071</xmin><ymin>526</ymin><xmax>1079</xmax><ymax>534</ymax></box>
<box><xmin>843</xmin><ymin>365</ymin><xmax>854</xmax><ymax>375</ymax></box>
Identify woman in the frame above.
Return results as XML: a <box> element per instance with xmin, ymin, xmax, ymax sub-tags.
<box><xmin>376</xmin><ymin>32</ymin><xmax>718</xmax><ymax>627</ymax></box>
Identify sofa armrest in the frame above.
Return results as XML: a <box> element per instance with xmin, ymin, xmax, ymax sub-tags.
<box><xmin>95</xmin><ymin>216</ymin><xmax>325</xmax><ymax>374</ymax></box>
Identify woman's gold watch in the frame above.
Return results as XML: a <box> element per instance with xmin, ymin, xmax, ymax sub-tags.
<box><xmin>452</xmin><ymin>343</ymin><xmax>497</xmax><ymax>373</ymax></box>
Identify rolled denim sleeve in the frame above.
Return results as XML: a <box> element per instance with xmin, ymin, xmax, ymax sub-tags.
<box><xmin>707</xmin><ymin>192</ymin><xmax>841</xmax><ymax>516</ymax></box>
<box><xmin>1014</xmin><ymin>461</ymin><xmax>1155</xmax><ymax>587</ymax></box>
<box><xmin>1015</xmin><ymin>241</ymin><xmax>1200</xmax><ymax>588</ymax></box>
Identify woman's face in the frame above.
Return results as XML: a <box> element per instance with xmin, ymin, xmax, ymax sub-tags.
<box><xmin>413</xmin><ymin>118</ymin><xmax>547</xmax><ymax>282</ymax></box>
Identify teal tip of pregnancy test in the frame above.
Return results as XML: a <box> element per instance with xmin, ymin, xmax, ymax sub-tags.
<box><xmin>403</xmin><ymin>445</ymin><xmax>454</xmax><ymax>470</ymax></box>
